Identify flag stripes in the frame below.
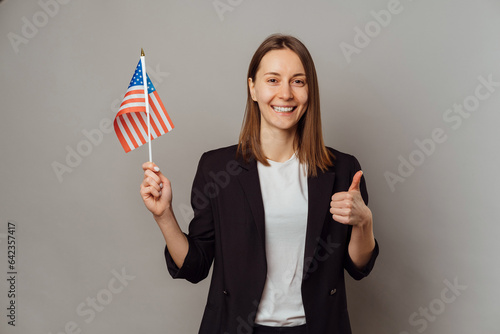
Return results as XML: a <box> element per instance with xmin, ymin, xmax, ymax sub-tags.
<box><xmin>114</xmin><ymin>79</ymin><xmax>174</xmax><ymax>153</ymax></box>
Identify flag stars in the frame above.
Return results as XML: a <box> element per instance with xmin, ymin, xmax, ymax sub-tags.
<box><xmin>126</xmin><ymin>60</ymin><xmax>155</xmax><ymax>91</ymax></box>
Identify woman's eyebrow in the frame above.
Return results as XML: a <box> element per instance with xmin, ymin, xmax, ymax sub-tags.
<box><xmin>263</xmin><ymin>72</ymin><xmax>306</xmax><ymax>77</ymax></box>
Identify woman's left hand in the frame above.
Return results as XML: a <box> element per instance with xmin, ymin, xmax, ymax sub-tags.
<box><xmin>330</xmin><ymin>171</ymin><xmax>372</xmax><ymax>227</ymax></box>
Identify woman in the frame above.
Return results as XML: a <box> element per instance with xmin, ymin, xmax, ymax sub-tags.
<box><xmin>140</xmin><ymin>34</ymin><xmax>379</xmax><ymax>334</ymax></box>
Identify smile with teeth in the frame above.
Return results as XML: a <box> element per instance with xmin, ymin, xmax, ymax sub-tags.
<box><xmin>272</xmin><ymin>106</ymin><xmax>296</xmax><ymax>113</ymax></box>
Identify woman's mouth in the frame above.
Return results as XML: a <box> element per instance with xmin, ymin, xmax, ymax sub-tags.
<box><xmin>272</xmin><ymin>106</ymin><xmax>296</xmax><ymax>113</ymax></box>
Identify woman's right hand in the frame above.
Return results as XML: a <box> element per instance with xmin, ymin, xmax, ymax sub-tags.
<box><xmin>140</xmin><ymin>162</ymin><xmax>172</xmax><ymax>217</ymax></box>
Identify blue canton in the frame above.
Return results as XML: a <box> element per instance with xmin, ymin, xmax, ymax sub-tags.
<box><xmin>127</xmin><ymin>60</ymin><xmax>155</xmax><ymax>94</ymax></box>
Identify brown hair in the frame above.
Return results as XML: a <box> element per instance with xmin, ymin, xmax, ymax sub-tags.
<box><xmin>237</xmin><ymin>34</ymin><xmax>334</xmax><ymax>177</ymax></box>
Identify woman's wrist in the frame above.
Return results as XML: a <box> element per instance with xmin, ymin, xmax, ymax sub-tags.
<box><xmin>154</xmin><ymin>206</ymin><xmax>175</xmax><ymax>226</ymax></box>
<box><xmin>352</xmin><ymin>213</ymin><xmax>374</xmax><ymax>240</ymax></box>
<box><xmin>354</xmin><ymin>208</ymin><xmax>373</xmax><ymax>229</ymax></box>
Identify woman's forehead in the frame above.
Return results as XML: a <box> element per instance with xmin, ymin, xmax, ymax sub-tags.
<box><xmin>257</xmin><ymin>49</ymin><xmax>305</xmax><ymax>76</ymax></box>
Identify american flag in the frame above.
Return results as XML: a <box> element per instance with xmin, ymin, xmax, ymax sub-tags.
<box><xmin>114</xmin><ymin>59</ymin><xmax>174</xmax><ymax>153</ymax></box>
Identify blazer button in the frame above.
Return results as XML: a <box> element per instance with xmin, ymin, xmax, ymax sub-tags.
<box><xmin>330</xmin><ymin>289</ymin><xmax>337</xmax><ymax>296</ymax></box>
<box><xmin>223</xmin><ymin>290</ymin><xmax>229</xmax><ymax>296</ymax></box>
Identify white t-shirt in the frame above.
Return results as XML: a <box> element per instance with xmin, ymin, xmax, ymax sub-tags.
<box><xmin>254</xmin><ymin>153</ymin><xmax>308</xmax><ymax>327</ymax></box>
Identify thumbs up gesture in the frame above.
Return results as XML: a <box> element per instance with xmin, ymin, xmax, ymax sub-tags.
<box><xmin>330</xmin><ymin>171</ymin><xmax>372</xmax><ymax>227</ymax></box>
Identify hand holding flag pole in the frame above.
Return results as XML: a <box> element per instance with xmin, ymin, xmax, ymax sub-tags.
<box><xmin>114</xmin><ymin>49</ymin><xmax>174</xmax><ymax>159</ymax></box>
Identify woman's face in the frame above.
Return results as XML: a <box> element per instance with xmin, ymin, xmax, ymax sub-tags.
<box><xmin>249</xmin><ymin>48</ymin><xmax>308</xmax><ymax>134</ymax></box>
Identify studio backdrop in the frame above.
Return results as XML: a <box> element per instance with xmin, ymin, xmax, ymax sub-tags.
<box><xmin>1</xmin><ymin>0</ymin><xmax>499</xmax><ymax>333</ymax></box>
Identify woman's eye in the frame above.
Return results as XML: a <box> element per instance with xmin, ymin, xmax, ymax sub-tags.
<box><xmin>293</xmin><ymin>79</ymin><xmax>305</xmax><ymax>86</ymax></box>
<box><xmin>268</xmin><ymin>78</ymin><xmax>278</xmax><ymax>83</ymax></box>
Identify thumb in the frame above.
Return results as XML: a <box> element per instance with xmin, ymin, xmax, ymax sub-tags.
<box><xmin>158</xmin><ymin>170</ymin><xmax>169</xmax><ymax>184</ymax></box>
<box><xmin>348</xmin><ymin>171</ymin><xmax>363</xmax><ymax>192</ymax></box>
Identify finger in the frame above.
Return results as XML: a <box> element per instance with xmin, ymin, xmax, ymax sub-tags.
<box><xmin>330</xmin><ymin>200</ymin><xmax>352</xmax><ymax>209</ymax></box>
<box><xmin>144</xmin><ymin>169</ymin><xmax>161</xmax><ymax>184</ymax></box>
<box><xmin>348</xmin><ymin>170</ymin><xmax>363</xmax><ymax>192</ymax></box>
<box><xmin>330</xmin><ymin>207</ymin><xmax>351</xmax><ymax>216</ymax></box>
<box><xmin>332</xmin><ymin>214</ymin><xmax>349</xmax><ymax>225</ymax></box>
<box><xmin>142</xmin><ymin>185</ymin><xmax>162</xmax><ymax>199</ymax></box>
<box><xmin>142</xmin><ymin>161</ymin><xmax>161</xmax><ymax>173</ymax></box>
<box><xmin>143</xmin><ymin>177</ymin><xmax>162</xmax><ymax>193</ymax></box>
<box><xmin>142</xmin><ymin>177</ymin><xmax>162</xmax><ymax>193</ymax></box>
<box><xmin>156</xmin><ymin>171</ymin><xmax>170</xmax><ymax>186</ymax></box>
<box><xmin>149</xmin><ymin>186</ymin><xmax>162</xmax><ymax>199</ymax></box>
<box><xmin>331</xmin><ymin>192</ymin><xmax>353</xmax><ymax>202</ymax></box>
<box><xmin>140</xmin><ymin>182</ymin><xmax>161</xmax><ymax>198</ymax></box>
<box><xmin>142</xmin><ymin>163</ymin><xmax>169</xmax><ymax>187</ymax></box>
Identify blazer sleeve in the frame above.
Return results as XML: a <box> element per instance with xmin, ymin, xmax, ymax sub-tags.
<box><xmin>164</xmin><ymin>153</ymin><xmax>216</xmax><ymax>284</ymax></box>
<box><xmin>343</xmin><ymin>155</ymin><xmax>380</xmax><ymax>280</ymax></box>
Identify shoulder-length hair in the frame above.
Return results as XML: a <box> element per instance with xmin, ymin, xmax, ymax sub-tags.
<box><xmin>237</xmin><ymin>34</ymin><xmax>334</xmax><ymax>177</ymax></box>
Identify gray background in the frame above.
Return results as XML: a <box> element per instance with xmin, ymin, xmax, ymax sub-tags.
<box><xmin>1</xmin><ymin>0</ymin><xmax>499</xmax><ymax>333</ymax></box>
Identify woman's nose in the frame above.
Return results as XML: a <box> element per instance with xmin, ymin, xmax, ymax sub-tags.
<box><xmin>278</xmin><ymin>83</ymin><xmax>293</xmax><ymax>100</ymax></box>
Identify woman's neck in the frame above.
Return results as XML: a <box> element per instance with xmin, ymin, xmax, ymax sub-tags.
<box><xmin>260</xmin><ymin>127</ymin><xmax>297</xmax><ymax>162</ymax></box>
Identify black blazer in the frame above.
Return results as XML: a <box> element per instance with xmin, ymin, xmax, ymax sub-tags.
<box><xmin>165</xmin><ymin>145</ymin><xmax>379</xmax><ymax>334</ymax></box>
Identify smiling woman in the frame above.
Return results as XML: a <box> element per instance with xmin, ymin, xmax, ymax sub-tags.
<box><xmin>140</xmin><ymin>34</ymin><xmax>379</xmax><ymax>334</ymax></box>
<box><xmin>248</xmin><ymin>49</ymin><xmax>309</xmax><ymax>158</ymax></box>
<box><xmin>239</xmin><ymin>35</ymin><xmax>332</xmax><ymax>176</ymax></box>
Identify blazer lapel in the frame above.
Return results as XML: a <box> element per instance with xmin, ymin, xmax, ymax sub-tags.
<box><xmin>235</xmin><ymin>158</ymin><xmax>266</xmax><ymax>248</ymax></box>
<box><xmin>303</xmin><ymin>168</ymin><xmax>336</xmax><ymax>274</ymax></box>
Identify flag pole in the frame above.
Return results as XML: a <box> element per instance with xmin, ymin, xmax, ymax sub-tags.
<box><xmin>141</xmin><ymin>48</ymin><xmax>152</xmax><ymax>162</ymax></box>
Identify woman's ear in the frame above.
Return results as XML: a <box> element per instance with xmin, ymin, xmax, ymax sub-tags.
<box><xmin>248</xmin><ymin>78</ymin><xmax>257</xmax><ymax>101</ymax></box>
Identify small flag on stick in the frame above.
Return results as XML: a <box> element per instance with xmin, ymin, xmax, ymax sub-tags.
<box><xmin>114</xmin><ymin>50</ymin><xmax>174</xmax><ymax>158</ymax></box>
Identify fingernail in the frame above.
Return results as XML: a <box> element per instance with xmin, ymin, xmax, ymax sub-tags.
<box><xmin>159</xmin><ymin>190</ymin><xmax>162</xmax><ymax>196</ymax></box>
<box><xmin>154</xmin><ymin>166</ymin><xmax>160</xmax><ymax>172</ymax></box>
<box><xmin>160</xmin><ymin>183</ymin><xmax>163</xmax><ymax>189</ymax></box>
